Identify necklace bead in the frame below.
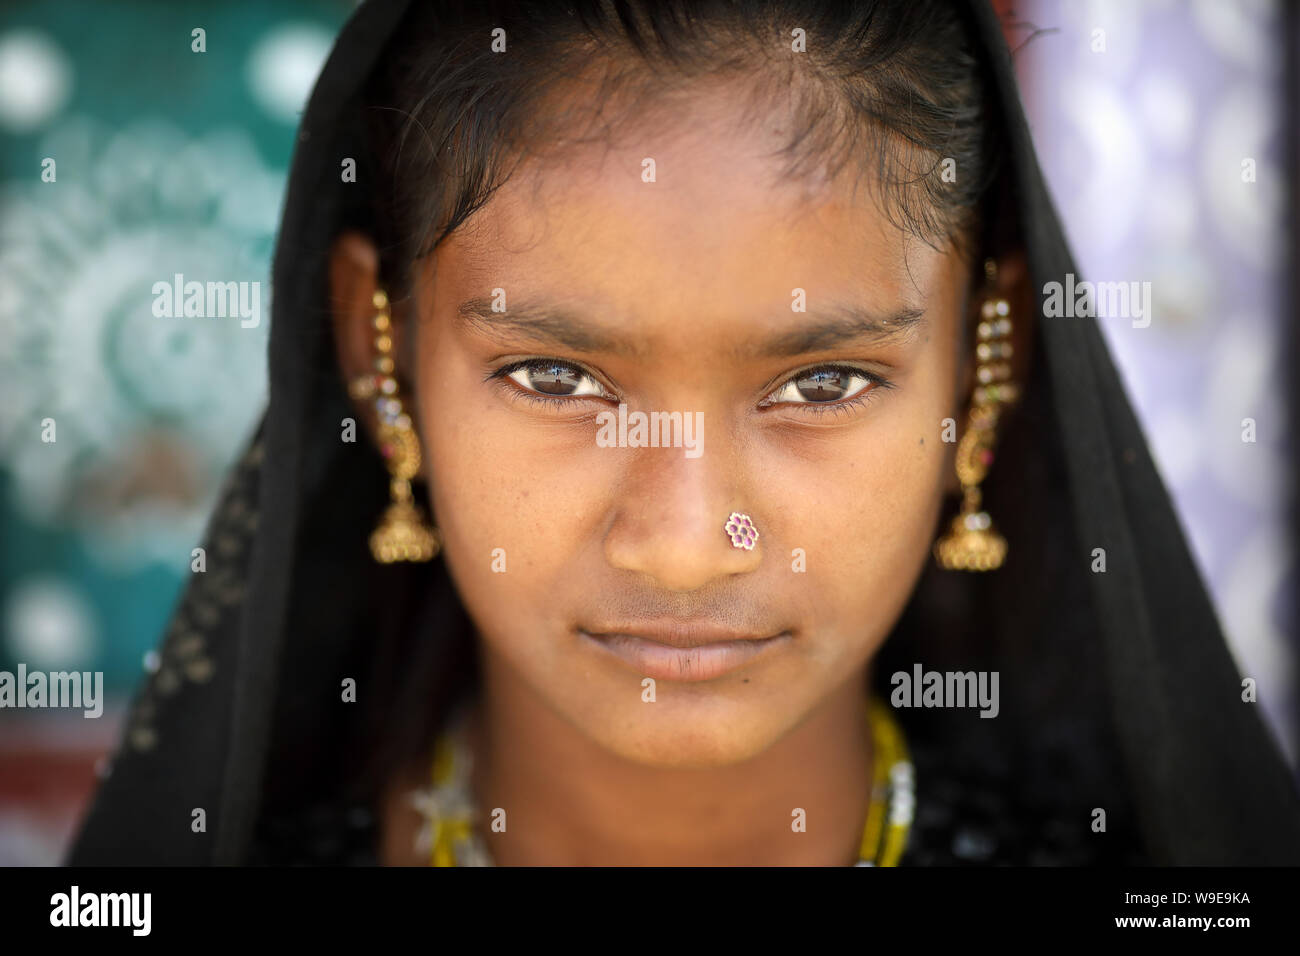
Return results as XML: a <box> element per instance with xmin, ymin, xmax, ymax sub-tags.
<box><xmin>411</xmin><ymin>695</ymin><xmax>913</xmax><ymax>866</ymax></box>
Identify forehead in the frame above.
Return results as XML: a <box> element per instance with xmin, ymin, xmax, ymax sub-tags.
<box><xmin>433</xmin><ymin>84</ymin><xmax>959</xmax><ymax>347</ymax></box>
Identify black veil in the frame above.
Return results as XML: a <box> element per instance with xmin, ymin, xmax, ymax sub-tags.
<box><xmin>66</xmin><ymin>0</ymin><xmax>1300</xmax><ymax>866</ymax></box>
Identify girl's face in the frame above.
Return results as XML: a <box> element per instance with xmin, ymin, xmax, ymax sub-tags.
<box><xmin>395</xmin><ymin>93</ymin><xmax>974</xmax><ymax>769</ymax></box>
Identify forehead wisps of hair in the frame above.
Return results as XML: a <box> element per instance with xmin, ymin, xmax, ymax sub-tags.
<box><xmin>364</xmin><ymin>0</ymin><xmax>1001</xmax><ymax>299</ymax></box>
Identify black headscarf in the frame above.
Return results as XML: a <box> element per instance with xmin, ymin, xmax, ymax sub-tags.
<box><xmin>67</xmin><ymin>0</ymin><xmax>1300</xmax><ymax>866</ymax></box>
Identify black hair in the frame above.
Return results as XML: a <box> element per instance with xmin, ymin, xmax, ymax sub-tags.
<box><xmin>363</xmin><ymin>0</ymin><xmax>1004</xmax><ymax>303</ymax></box>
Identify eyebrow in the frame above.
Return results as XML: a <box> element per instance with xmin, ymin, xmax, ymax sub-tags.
<box><xmin>455</xmin><ymin>296</ymin><xmax>926</xmax><ymax>360</ymax></box>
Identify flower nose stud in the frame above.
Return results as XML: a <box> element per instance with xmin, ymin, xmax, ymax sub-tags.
<box><xmin>725</xmin><ymin>511</ymin><xmax>759</xmax><ymax>550</ymax></box>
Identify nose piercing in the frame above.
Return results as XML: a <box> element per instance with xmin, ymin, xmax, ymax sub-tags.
<box><xmin>725</xmin><ymin>511</ymin><xmax>759</xmax><ymax>550</ymax></box>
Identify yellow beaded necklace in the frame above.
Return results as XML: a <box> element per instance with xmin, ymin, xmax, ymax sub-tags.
<box><xmin>412</xmin><ymin>696</ymin><xmax>913</xmax><ymax>866</ymax></box>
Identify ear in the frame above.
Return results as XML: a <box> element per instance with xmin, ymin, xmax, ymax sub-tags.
<box><xmin>328</xmin><ymin>233</ymin><xmax>423</xmax><ymax>477</ymax></box>
<box><xmin>945</xmin><ymin>247</ymin><xmax>1032</xmax><ymax>495</ymax></box>
<box><xmin>330</xmin><ymin>230</ymin><xmax>382</xmax><ymax>400</ymax></box>
<box><xmin>331</xmin><ymin>234</ymin><xmax>431</xmax><ymax>483</ymax></box>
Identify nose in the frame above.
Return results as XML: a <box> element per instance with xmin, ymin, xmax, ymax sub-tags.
<box><xmin>603</xmin><ymin>441</ymin><xmax>762</xmax><ymax>592</ymax></box>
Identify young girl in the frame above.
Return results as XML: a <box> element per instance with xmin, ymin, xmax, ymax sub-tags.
<box><xmin>69</xmin><ymin>0</ymin><xmax>1300</xmax><ymax>866</ymax></box>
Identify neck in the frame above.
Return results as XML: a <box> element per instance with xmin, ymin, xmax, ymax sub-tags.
<box><xmin>465</xmin><ymin>643</ymin><xmax>874</xmax><ymax>866</ymax></box>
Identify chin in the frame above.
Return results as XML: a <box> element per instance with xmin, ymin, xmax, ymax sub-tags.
<box><xmin>569</xmin><ymin>692</ymin><xmax>787</xmax><ymax>769</ymax></box>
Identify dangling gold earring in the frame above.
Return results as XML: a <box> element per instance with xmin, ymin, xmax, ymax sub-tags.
<box><xmin>348</xmin><ymin>288</ymin><xmax>441</xmax><ymax>563</ymax></box>
<box><xmin>934</xmin><ymin>260</ymin><xmax>1019</xmax><ymax>572</ymax></box>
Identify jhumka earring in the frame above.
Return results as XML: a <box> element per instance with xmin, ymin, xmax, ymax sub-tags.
<box><xmin>933</xmin><ymin>260</ymin><xmax>1020</xmax><ymax>572</ymax></box>
<box><xmin>348</xmin><ymin>288</ymin><xmax>441</xmax><ymax>563</ymax></box>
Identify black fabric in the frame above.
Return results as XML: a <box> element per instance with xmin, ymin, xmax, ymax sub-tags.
<box><xmin>66</xmin><ymin>0</ymin><xmax>1300</xmax><ymax>867</ymax></box>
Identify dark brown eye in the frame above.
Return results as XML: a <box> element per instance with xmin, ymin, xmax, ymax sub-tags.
<box><xmin>529</xmin><ymin>363</ymin><xmax>581</xmax><ymax>394</ymax></box>
<box><xmin>794</xmin><ymin>368</ymin><xmax>853</xmax><ymax>402</ymax></box>
<box><xmin>503</xmin><ymin>360</ymin><xmax>608</xmax><ymax>398</ymax></box>
<box><xmin>764</xmin><ymin>365</ymin><xmax>882</xmax><ymax>406</ymax></box>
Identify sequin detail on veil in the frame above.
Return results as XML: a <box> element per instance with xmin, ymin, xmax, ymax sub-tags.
<box><xmin>119</xmin><ymin>434</ymin><xmax>263</xmax><ymax>756</ymax></box>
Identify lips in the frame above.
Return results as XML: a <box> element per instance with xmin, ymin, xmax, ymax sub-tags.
<box><xmin>579</xmin><ymin>622</ymin><xmax>791</xmax><ymax>682</ymax></box>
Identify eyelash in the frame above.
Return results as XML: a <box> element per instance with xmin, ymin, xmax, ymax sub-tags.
<box><xmin>759</xmin><ymin>363</ymin><xmax>895</xmax><ymax>418</ymax></box>
<box><xmin>485</xmin><ymin>358</ymin><xmax>895</xmax><ymax>418</ymax></box>
<box><xmin>485</xmin><ymin>359</ymin><xmax>614</xmax><ymax>414</ymax></box>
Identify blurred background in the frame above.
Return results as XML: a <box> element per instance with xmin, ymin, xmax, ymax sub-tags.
<box><xmin>0</xmin><ymin>0</ymin><xmax>1296</xmax><ymax>864</ymax></box>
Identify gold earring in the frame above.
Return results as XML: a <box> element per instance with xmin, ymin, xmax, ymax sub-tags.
<box><xmin>351</xmin><ymin>289</ymin><xmax>441</xmax><ymax>563</ymax></box>
<box><xmin>934</xmin><ymin>262</ymin><xmax>1019</xmax><ymax>572</ymax></box>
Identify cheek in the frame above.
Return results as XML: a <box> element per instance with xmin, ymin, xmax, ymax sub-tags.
<box><xmin>762</xmin><ymin>362</ymin><xmax>952</xmax><ymax>648</ymax></box>
<box><xmin>414</xmin><ymin>336</ymin><xmax>603</xmax><ymax>634</ymax></box>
